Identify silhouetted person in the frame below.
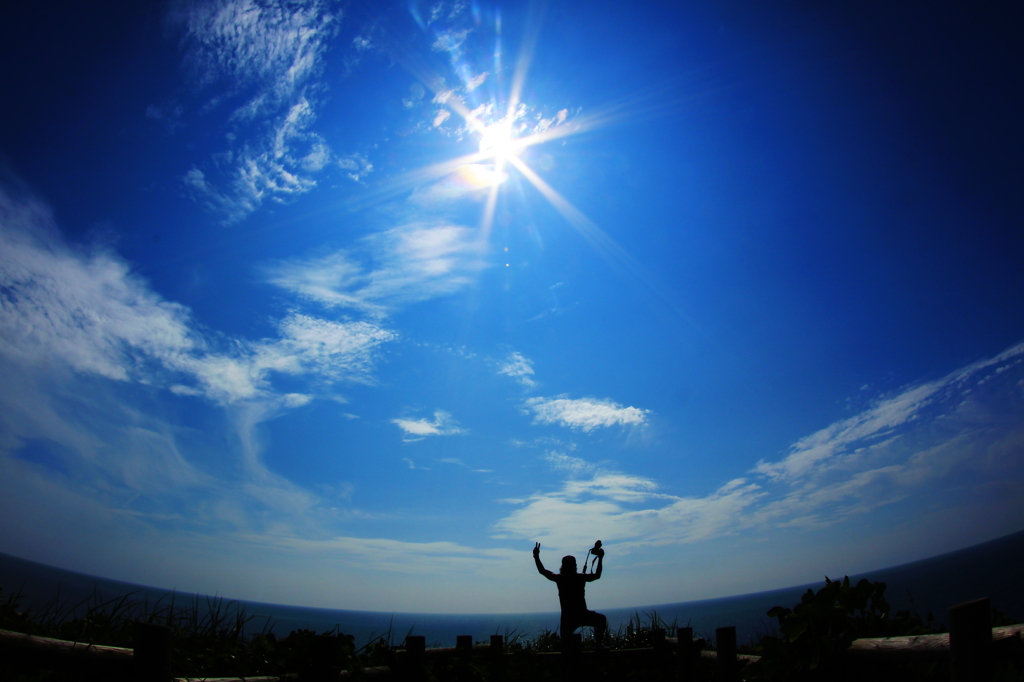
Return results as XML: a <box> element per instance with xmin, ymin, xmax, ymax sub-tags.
<box><xmin>534</xmin><ymin>541</ymin><xmax>607</xmax><ymax>648</ymax></box>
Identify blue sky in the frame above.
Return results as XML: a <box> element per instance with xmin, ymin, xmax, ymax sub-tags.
<box><xmin>1</xmin><ymin>0</ymin><xmax>1023</xmax><ymax>613</ymax></box>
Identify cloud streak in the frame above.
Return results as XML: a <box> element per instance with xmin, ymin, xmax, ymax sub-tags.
<box><xmin>175</xmin><ymin>0</ymin><xmax>361</xmax><ymax>223</ymax></box>
<box><xmin>267</xmin><ymin>223</ymin><xmax>488</xmax><ymax>316</ymax></box>
<box><xmin>495</xmin><ymin>472</ymin><xmax>763</xmax><ymax>552</ymax></box>
<box><xmin>497</xmin><ymin>343</ymin><xmax>1024</xmax><ymax>555</ymax></box>
<box><xmin>498</xmin><ymin>351</ymin><xmax>537</xmax><ymax>387</ymax></box>
<box><xmin>0</xmin><ymin>185</ymin><xmax>395</xmax><ymax>532</ymax></box>
<box><xmin>0</xmin><ymin>193</ymin><xmax>395</xmax><ymax>406</ymax></box>
<box><xmin>522</xmin><ymin>396</ymin><xmax>649</xmax><ymax>432</ymax></box>
<box><xmin>392</xmin><ymin>410</ymin><xmax>466</xmax><ymax>442</ymax></box>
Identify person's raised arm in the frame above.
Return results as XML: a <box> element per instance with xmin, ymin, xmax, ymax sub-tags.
<box><xmin>587</xmin><ymin>548</ymin><xmax>603</xmax><ymax>581</ymax></box>
<box><xmin>534</xmin><ymin>542</ymin><xmax>556</xmax><ymax>580</ymax></box>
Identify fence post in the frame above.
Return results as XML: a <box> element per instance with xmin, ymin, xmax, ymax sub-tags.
<box><xmin>562</xmin><ymin>633</ymin><xmax>582</xmax><ymax>682</ymax></box>
<box><xmin>406</xmin><ymin>635</ymin><xmax>425</xmax><ymax>662</ymax></box>
<box><xmin>488</xmin><ymin>634</ymin><xmax>505</xmax><ymax>680</ymax></box>
<box><xmin>133</xmin><ymin>622</ymin><xmax>171</xmax><ymax>682</ymax></box>
<box><xmin>401</xmin><ymin>630</ymin><xmax>425</xmax><ymax>679</ymax></box>
<box><xmin>677</xmin><ymin>627</ymin><xmax>694</xmax><ymax>682</ymax></box>
<box><xmin>949</xmin><ymin>598</ymin><xmax>992</xmax><ymax>682</ymax></box>
<box><xmin>716</xmin><ymin>626</ymin><xmax>737</xmax><ymax>682</ymax></box>
<box><xmin>457</xmin><ymin>634</ymin><xmax>473</xmax><ymax>655</ymax></box>
<box><xmin>309</xmin><ymin>635</ymin><xmax>342</xmax><ymax>682</ymax></box>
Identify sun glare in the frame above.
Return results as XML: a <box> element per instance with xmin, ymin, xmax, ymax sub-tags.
<box><xmin>478</xmin><ymin>120</ymin><xmax>524</xmax><ymax>167</ymax></box>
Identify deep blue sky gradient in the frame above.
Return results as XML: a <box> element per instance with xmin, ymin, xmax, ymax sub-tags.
<box><xmin>1</xmin><ymin>0</ymin><xmax>1022</xmax><ymax>612</ymax></box>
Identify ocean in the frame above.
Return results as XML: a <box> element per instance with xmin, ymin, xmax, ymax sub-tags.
<box><xmin>2</xmin><ymin>530</ymin><xmax>1022</xmax><ymax>648</ymax></box>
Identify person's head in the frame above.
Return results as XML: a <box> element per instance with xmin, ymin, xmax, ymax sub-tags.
<box><xmin>560</xmin><ymin>556</ymin><xmax>577</xmax><ymax>574</ymax></box>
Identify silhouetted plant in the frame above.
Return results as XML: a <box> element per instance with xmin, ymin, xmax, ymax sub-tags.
<box><xmin>742</xmin><ymin>577</ymin><xmax>942</xmax><ymax>681</ymax></box>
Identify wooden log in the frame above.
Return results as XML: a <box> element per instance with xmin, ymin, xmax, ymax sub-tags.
<box><xmin>699</xmin><ymin>650</ymin><xmax>760</xmax><ymax>663</ymax></box>
<box><xmin>0</xmin><ymin>628</ymin><xmax>133</xmax><ymax>660</ymax></box>
<box><xmin>950</xmin><ymin>598</ymin><xmax>992</xmax><ymax>682</ymax></box>
<box><xmin>849</xmin><ymin>631</ymin><xmax>951</xmax><ymax>660</ymax></box>
<box><xmin>134</xmin><ymin>622</ymin><xmax>171</xmax><ymax>682</ymax></box>
<box><xmin>716</xmin><ymin>626</ymin><xmax>737</xmax><ymax>682</ymax></box>
<box><xmin>175</xmin><ymin>677</ymin><xmax>297</xmax><ymax>682</ymax></box>
<box><xmin>338</xmin><ymin>666</ymin><xmax>390</xmax><ymax>679</ymax></box>
<box><xmin>847</xmin><ymin>624</ymin><xmax>1024</xmax><ymax>661</ymax></box>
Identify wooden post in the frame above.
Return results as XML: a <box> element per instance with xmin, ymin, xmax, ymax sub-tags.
<box><xmin>406</xmin><ymin>635</ymin><xmax>425</xmax><ymax>662</ymax></box>
<box><xmin>310</xmin><ymin>635</ymin><xmax>342</xmax><ymax>682</ymax></box>
<box><xmin>652</xmin><ymin>627</ymin><xmax>666</xmax><ymax>649</ymax></box>
<box><xmin>457</xmin><ymin>634</ymin><xmax>473</xmax><ymax>654</ymax></box>
<box><xmin>563</xmin><ymin>632</ymin><xmax>582</xmax><ymax>655</ymax></box>
<box><xmin>562</xmin><ymin>633</ymin><xmax>582</xmax><ymax>682</ymax></box>
<box><xmin>950</xmin><ymin>598</ymin><xmax>992</xmax><ymax>682</ymax></box>
<box><xmin>677</xmin><ymin>627</ymin><xmax>694</xmax><ymax>682</ymax></box>
<box><xmin>133</xmin><ymin>622</ymin><xmax>171</xmax><ymax>682</ymax></box>
<box><xmin>488</xmin><ymin>634</ymin><xmax>505</xmax><ymax>681</ymax></box>
<box><xmin>716</xmin><ymin>626</ymin><xmax>737</xmax><ymax>682</ymax></box>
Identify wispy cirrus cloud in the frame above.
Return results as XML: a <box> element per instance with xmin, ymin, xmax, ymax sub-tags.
<box><xmin>498</xmin><ymin>343</ymin><xmax>1024</xmax><ymax>555</ymax></box>
<box><xmin>743</xmin><ymin>343</ymin><xmax>1024</xmax><ymax>529</ymax></box>
<box><xmin>0</xmin><ymin>185</ymin><xmax>394</xmax><ymax>526</ymax></box>
<box><xmin>544</xmin><ymin>451</ymin><xmax>595</xmax><ymax>476</ymax></box>
<box><xmin>0</xmin><ymin>192</ymin><xmax>394</xmax><ymax>405</ymax></box>
<box><xmin>178</xmin><ymin>0</ymin><xmax>338</xmax><ymax>118</ymax></box>
<box><xmin>752</xmin><ymin>343</ymin><xmax>1024</xmax><ymax>483</ymax></box>
<box><xmin>392</xmin><ymin>410</ymin><xmax>465</xmax><ymax>442</ymax></box>
<box><xmin>498</xmin><ymin>351</ymin><xmax>537</xmax><ymax>388</ymax></box>
<box><xmin>495</xmin><ymin>472</ymin><xmax>762</xmax><ymax>552</ymax></box>
<box><xmin>174</xmin><ymin>0</ymin><xmax>369</xmax><ymax>223</ymax></box>
<box><xmin>266</xmin><ymin>223</ymin><xmax>488</xmax><ymax>316</ymax></box>
<box><xmin>522</xmin><ymin>395</ymin><xmax>649</xmax><ymax>432</ymax></box>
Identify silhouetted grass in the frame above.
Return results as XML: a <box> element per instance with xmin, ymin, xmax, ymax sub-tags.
<box><xmin>5</xmin><ymin>579</ymin><xmax>1021</xmax><ymax>682</ymax></box>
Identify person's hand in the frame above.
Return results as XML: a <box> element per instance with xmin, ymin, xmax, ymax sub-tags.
<box><xmin>533</xmin><ymin>542</ymin><xmax>541</xmax><ymax>557</ymax></box>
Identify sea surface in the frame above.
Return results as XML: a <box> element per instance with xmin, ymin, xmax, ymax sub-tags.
<box><xmin>2</xmin><ymin>530</ymin><xmax>1022</xmax><ymax>648</ymax></box>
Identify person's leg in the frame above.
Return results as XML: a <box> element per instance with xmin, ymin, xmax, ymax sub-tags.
<box><xmin>578</xmin><ymin>610</ymin><xmax>607</xmax><ymax>647</ymax></box>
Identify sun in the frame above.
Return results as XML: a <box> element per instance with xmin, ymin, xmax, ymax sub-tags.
<box><xmin>478</xmin><ymin>120</ymin><xmax>524</xmax><ymax>168</ymax></box>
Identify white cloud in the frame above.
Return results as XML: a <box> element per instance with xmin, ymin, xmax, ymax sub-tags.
<box><xmin>392</xmin><ymin>410</ymin><xmax>465</xmax><ymax>441</ymax></box>
<box><xmin>0</xmin><ymin>186</ymin><xmax>395</xmax><ymax>407</ymax></box>
<box><xmin>464</xmin><ymin>72</ymin><xmax>487</xmax><ymax>92</ymax></box>
<box><xmin>753</xmin><ymin>341</ymin><xmax>1024</xmax><ymax>482</ymax></box>
<box><xmin>500</xmin><ymin>344</ymin><xmax>1024</xmax><ymax>554</ymax></box>
<box><xmin>175</xmin><ymin>1</ymin><xmax>346</xmax><ymax>223</ymax></box>
<box><xmin>432</xmin><ymin>29</ymin><xmax>470</xmax><ymax>54</ymax></box>
<box><xmin>183</xmin><ymin>98</ymin><xmax>334</xmax><ymax>224</ymax></box>
<box><xmin>266</xmin><ymin>222</ymin><xmax>488</xmax><ymax>316</ymax></box>
<box><xmin>494</xmin><ymin>472</ymin><xmax>763</xmax><ymax>552</ymax></box>
<box><xmin>498</xmin><ymin>351</ymin><xmax>537</xmax><ymax>387</ymax></box>
<box><xmin>1</xmin><ymin>191</ymin><xmax>199</xmax><ymax>383</ymax></box>
<box><xmin>179</xmin><ymin>0</ymin><xmax>338</xmax><ymax>119</ymax></box>
<box><xmin>337</xmin><ymin>153</ymin><xmax>373</xmax><ymax>181</ymax></box>
<box><xmin>0</xmin><ymin>185</ymin><xmax>400</xmax><ymax>535</ymax></box>
<box><xmin>432</xmin><ymin>109</ymin><xmax>451</xmax><ymax>128</ymax></box>
<box><xmin>544</xmin><ymin>451</ymin><xmax>595</xmax><ymax>476</ymax></box>
<box><xmin>522</xmin><ymin>395</ymin><xmax>649</xmax><ymax>432</ymax></box>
